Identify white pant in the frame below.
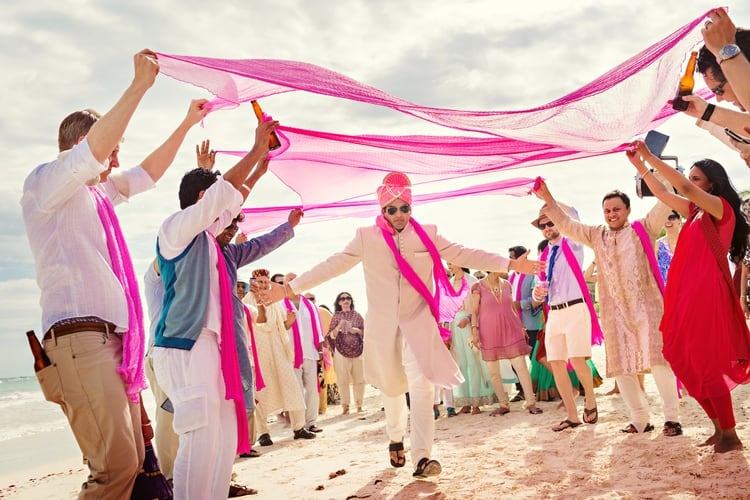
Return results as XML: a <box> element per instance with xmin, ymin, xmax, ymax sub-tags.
<box><xmin>334</xmin><ymin>353</ymin><xmax>365</xmax><ymax>407</ymax></box>
<box><xmin>294</xmin><ymin>358</ymin><xmax>320</xmax><ymax>428</ymax></box>
<box><xmin>433</xmin><ymin>385</ymin><xmax>454</xmax><ymax>407</ymax></box>
<box><xmin>381</xmin><ymin>338</ymin><xmax>434</xmax><ymax>465</ymax></box>
<box><xmin>487</xmin><ymin>355</ymin><xmax>537</xmax><ymax>407</ymax></box>
<box><xmin>616</xmin><ymin>364</ymin><xmax>680</xmax><ymax>432</ymax></box>
<box><xmin>153</xmin><ymin>332</ymin><xmax>236</xmax><ymax>500</ymax></box>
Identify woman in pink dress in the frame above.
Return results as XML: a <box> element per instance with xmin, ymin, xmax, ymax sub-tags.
<box><xmin>472</xmin><ymin>271</ymin><xmax>542</xmax><ymax>416</ymax></box>
<box><xmin>628</xmin><ymin>141</ymin><xmax>750</xmax><ymax>453</ymax></box>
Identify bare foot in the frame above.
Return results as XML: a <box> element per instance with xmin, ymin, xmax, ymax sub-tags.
<box><xmin>458</xmin><ymin>406</ymin><xmax>471</xmax><ymax>414</ymax></box>
<box><xmin>471</xmin><ymin>406</ymin><xmax>481</xmax><ymax>415</ymax></box>
<box><xmin>605</xmin><ymin>387</ymin><xmax>619</xmax><ymax>396</ymax></box>
<box><xmin>715</xmin><ymin>435</ymin><xmax>744</xmax><ymax>453</ymax></box>
<box><xmin>698</xmin><ymin>432</ymin><xmax>721</xmax><ymax>447</ymax></box>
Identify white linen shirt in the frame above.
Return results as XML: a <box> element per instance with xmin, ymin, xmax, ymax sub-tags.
<box><xmin>21</xmin><ymin>139</ymin><xmax>154</xmax><ymax>332</ymax></box>
<box><xmin>287</xmin><ymin>299</ymin><xmax>324</xmax><ymax>361</ymax></box>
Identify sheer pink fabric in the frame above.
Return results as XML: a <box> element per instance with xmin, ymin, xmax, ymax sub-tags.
<box><xmin>155</xmin><ymin>10</ymin><xmax>707</xmax><ymax>151</ymax></box>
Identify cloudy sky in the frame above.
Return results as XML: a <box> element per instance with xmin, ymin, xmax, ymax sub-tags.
<box><xmin>2</xmin><ymin>1</ymin><xmax>749</xmax><ymax>378</ymax></box>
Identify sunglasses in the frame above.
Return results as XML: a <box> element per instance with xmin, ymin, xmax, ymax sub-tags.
<box><xmin>225</xmin><ymin>223</ymin><xmax>239</xmax><ymax>233</ymax></box>
<box><xmin>538</xmin><ymin>221</ymin><xmax>555</xmax><ymax>229</ymax></box>
<box><xmin>711</xmin><ymin>80</ymin><xmax>727</xmax><ymax>97</ymax></box>
<box><xmin>385</xmin><ymin>205</ymin><xmax>411</xmax><ymax>215</ymax></box>
<box><xmin>667</xmin><ymin>214</ymin><xmax>680</xmax><ymax>221</ymax></box>
<box><xmin>339</xmin><ymin>296</ymin><xmax>352</xmax><ymax>301</ymax></box>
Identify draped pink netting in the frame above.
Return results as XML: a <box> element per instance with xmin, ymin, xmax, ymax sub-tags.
<box><xmin>236</xmin><ymin>176</ymin><xmax>538</xmax><ymax>234</ymax></box>
<box><xmin>154</xmin><ymin>10</ymin><xmax>711</xmax><ymax>230</ymax></box>
<box><xmin>155</xmin><ymin>9</ymin><xmax>707</xmax><ymax>151</ymax></box>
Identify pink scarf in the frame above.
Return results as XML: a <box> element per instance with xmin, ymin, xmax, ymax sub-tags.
<box><xmin>89</xmin><ymin>187</ymin><xmax>146</xmax><ymax>403</ymax></box>
<box><xmin>213</xmin><ymin>238</ymin><xmax>249</xmax><ymax>454</ymax></box>
<box><xmin>378</xmin><ymin>216</ymin><xmax>467</xmax><ymax>341</ymax></box>
<box><xmin>284</xmin><ymin>295</ymin><xmax>322</xmax><ymax>370</ymax></box>
<box><xmin>631</xmin><ymin>221</ymin><xmax>665</xmax><ymax>295</ymax></box>
<box><xmin>540</xmin><ymin>238</ymin><xmax>603</xmax><ymax>345</ymax></box>
<box><xmin>243</xmin><ymin>304</ymin><xmax>266</xmax><ymax>392</ymax></box>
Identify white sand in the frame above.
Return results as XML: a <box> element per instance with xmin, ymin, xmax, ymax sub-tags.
<box><xmin>3</xmin><ymin>345</ymin><xmax>749</xmax><ymax>499</ymax></box>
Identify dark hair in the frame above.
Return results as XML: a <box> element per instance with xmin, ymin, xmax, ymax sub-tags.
<box><xmin>319</xmin><ymin>304</ymin><xmax>331</xmax><ymax>312</ymax></box>
<box><xmin>691</xmin><ymin>159</ymin><xmax>749</xmax><ymax>261</ymax></box>
<box><xmin>270</xmin><ymin>273</ymin><xmax>285</xmax><ymax>284</ymax></box>
<box><xmin>334</xmin><ymin>291</ymin><xmax>355</xmax><ymax>312</ymax></box>
<box><xmin>697</xmin><ymin>29</ymin><xmax>750</xmax><ymax>81</ymax></box>
<box><xmin>602</xmin><ymin>190</ymin><xmax>631</xmax><ymax>209</ymax></box>
<box><xmin>537</xmin><ymin>239</ymin><xmax>549</xmax><ymax>253</ymax></box>
<box><xmin>508</xmin><ymin>245</ymin><xmax>527</xmax><ymax>258</ymax></box>
<box><xmin>58</xmin><ymin>109</ymin><xmax>101</xmax><ymax>151</ymax></box>
<box><xmin>179</xmin><ymin>168</ymin><xmax>220</xmax><ymax>209</ymax></box>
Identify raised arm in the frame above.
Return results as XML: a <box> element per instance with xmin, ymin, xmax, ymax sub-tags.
<box><xmin>86</xmin><ymin>50</ymin><xmax>159</xmax><ymax>163</ymax></box>
<box><xmin>140</xmin><ymin>99</ymin><xmax>209</xmax><ymax>182</ymax></box>
<box><xmin>702</xmin><ymin>9</ymin><xmax>750</xmax><ymax>113</ymax></box>
<box><xmin>533</xmin><ymin>180</ymin><xmax>596</xmax><ymax>248</ymax></box>
<box><xmin>222</xmin><ymin>121</ymin><xmax>278</xmax><ymax>192</ymax></box>
<box><xmin>626</xmin><ymin>141</ymin><xmax>690</xmax><ymax>216</ymax></box>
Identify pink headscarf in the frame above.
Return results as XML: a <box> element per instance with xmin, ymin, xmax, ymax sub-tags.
<box><xmin>376</xmin><ymin>172</ymin><xmax>412</xmax><ymax>207</ymax></box>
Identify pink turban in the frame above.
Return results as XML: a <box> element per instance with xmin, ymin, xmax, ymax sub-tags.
<box><xmin>376</xmin><ymin>172</ymin><xmax>412</xmax><ymax>207</ymax></box>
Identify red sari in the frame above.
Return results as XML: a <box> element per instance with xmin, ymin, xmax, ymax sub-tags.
<box><xmin>660</xmin><ymin>199</ymin><xmax>750</xmax><ymax>400</ymax></box>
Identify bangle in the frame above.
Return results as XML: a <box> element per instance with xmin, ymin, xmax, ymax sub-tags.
<box><xmin>701</xmin><ymin>103</ymin><xmax>716</xmax><ymax>122</ymax></box>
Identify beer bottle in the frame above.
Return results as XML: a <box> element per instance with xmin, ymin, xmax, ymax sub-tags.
<box><xmin>250</xmin><ymin>100</ymin><xmax>281</xmax><ymax>151</ymax></box>
<box><xmin>26</xmin><ymin>330</ymin><xmax>51</xmax><ymax>372</ymax></box>
<box><xmin>672</xmin><ymin>51</ymin><xmax>698</xmax><ymax>111</ymax></box>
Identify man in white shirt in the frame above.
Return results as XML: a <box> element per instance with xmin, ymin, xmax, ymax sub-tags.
<box><xmin>21</xmin><ymin>49</ymin><xmax>208</xmax><ymax>499</ymax></box>
<box><xmin>151</xmin><ymin>119</ymin><xmax>278</xmax><ymax>500</ymax></box>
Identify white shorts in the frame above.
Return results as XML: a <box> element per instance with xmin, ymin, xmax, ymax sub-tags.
<box><xmin>545</xmin><ymin>302</ymin><xmax>591</xmax><ymax>361</ymax></box>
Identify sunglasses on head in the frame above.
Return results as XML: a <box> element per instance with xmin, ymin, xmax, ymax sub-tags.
<box><xmin>385</xmin><ymin>205</ymin><xmax>410</xmax><ymax>215</ymax></box>
<box><xmin>712</xmin><ymin>80</ymin><xmax>728</xmax><ymax>97</ymax></box>
<box><xmin>538</xmin><ymin>221</ymin><xmax>555</xmax><ymax>229</ymax></box>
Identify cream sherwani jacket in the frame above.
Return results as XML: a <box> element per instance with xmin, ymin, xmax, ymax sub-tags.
<box><xmin>290</xmin><ymin>221</ymin><xmax>511</xmax><ymax>397</ymax></box>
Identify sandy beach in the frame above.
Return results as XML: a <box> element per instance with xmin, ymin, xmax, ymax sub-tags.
<box><xmin>2</xmin><ymin>345</ymin><xmax>749</xmax><ymax>499</ymax></box>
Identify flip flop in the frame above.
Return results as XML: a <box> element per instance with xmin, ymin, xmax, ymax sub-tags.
<box><xmin>412</xmin><ymin>457</ymin><xmax>442</xmax><ymax>478</ymax></box>
<box><xmin>388</xmin><ymin>442</ymin><xmax>406</xmax><ymax>468</ymax></box>
<box><xmin>527</xmin><ymin>405</ymin><xmax>543</xmax><ymax>415</ymax></box>
<box><xmin>228</xmin><ymin>483</ymin><xmax>258</xmax><ymax>496</ymax></box>
<box><xmin>489</xmin><ymin>406</ymin><xmax>510</xmax><ymax>416</ymax></box>
<box><xmin>552</xmin><ymin>419</ymin><xmax>582</xmax><ymax>432</ymax></box>
<box><xmin>620</xmin><ymin>423</ymin><xmax>654</xmax><ymax>434</ymax></box>
<box><xmin>583</xmin><ymin>405</ymin><xmax>598</xmax><ymax>424</ymax></box>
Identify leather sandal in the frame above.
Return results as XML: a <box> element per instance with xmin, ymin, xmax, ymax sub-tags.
<box><xmin>489</xmin><ymin>406</ymin><xmax>510</xmax><ymax>416</ymax></box>
<box><xmin>583</xmin><ymin>405</ymin><xmax>598</xmax><ymax>424</ymax></box>
<box><xmin>412</xmin><ymin>457</ymin><xmax>441</xmax><ymax>478</ymax></box>
<box><xmin>527</xmin><ymin>405</ymin><xmax>543</xmax><ymax>415</ymax></box>
<box><xmin>620</xmin><ymin>423</ymin><xmax>654</xmax><ymax>434</ymax></box>
<box><xmin>388</xmin><ymin>442</ymin><xmax>406</xmax><ymax>468</ymax></box>
<box><xmin>663</xmin><ymin>421</ymin><xmax>683</xmax><ymax>437</ymax></box>
<box><xmin>552</xmin><ymin>419</ymin><xmax>582</xmax><ymax>432</ymax></box>
<box><xmin>228</xmin><ymin>483</ymin><xmax>258</xmax><ymax>496</ymax></box>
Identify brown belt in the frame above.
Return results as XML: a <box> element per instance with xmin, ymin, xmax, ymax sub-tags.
<box><xmin>43</xmin><ymin>321</ymin><xmax>116</xmax><ymax>341</ymax></box>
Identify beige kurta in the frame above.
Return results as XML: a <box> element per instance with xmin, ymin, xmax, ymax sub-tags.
<box><xmin>242</xmin><ymin>297</ymin><xmax>305</xmax><ymax>414</ymax></box>
<box><xmin>543</xmin><ymin>201</ymin><xmax>672</xmax><ymax>377</ymax></box>
<box><xmin>290</xmin><ymin>221</ymin><xmax>511</xmax><ymax>397</ymax></box>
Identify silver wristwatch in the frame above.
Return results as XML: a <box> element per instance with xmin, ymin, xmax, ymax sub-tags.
<box><xmin>718</xmin><ymin>44</ymin><xmax>742</xmax><ymax>64</ymax></box>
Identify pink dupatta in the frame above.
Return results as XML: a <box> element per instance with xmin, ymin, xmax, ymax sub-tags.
<box><xmin>243</xmin><ymin>304</ymin><xmax>266</xmax><ymax>392</ymax></box>
<box><xmin>632</xmin><ymin>220</ymin><xmax>666</xmax><ymax>295</ymax></box>
<box><xmin>284</xmin><ymin>295</ymin><xmax>322</xmax><ymax>371</ymax></box>
<box><xmin>89</xmin><ymin>187</ymin><xmax>146</xmax><ymax>403</ymax></box>
<box><xmin>213</xmin><ymin>238</ymin><xmax>249</xmax><ymax>454</ymax></box>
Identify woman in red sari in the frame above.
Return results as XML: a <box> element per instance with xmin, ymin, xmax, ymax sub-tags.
<box><xmin>628</xmin><ymin>140</ymin><xmax>750</xmax><ymax>453</ymax></box>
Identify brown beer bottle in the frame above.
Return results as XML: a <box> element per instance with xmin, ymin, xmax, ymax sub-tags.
<box><xmin>250</xmin><ymin>100</ymin><xmax>281</xmax><ymax>151</ymax></box>
<box><xmin>26</xmin><ymin>330</ymin><xmax>51</xmax><ymax>372</ymax></box>
<box><xmin>672</xmin><ymin>51</ymin><xmax>698</xmax><ymax>111</ymax></box>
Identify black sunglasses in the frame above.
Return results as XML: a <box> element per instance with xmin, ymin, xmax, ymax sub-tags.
<box><xmin>339</xmin><ymin>296</ymin><xmax>352</xmax><ymax>301</ymax></box>
<box><xmin>712</xmin><ymin>80</ymin><xmax>727</xmax><ymax>97</ymax></box>
<box><xmin>667</xmin><ymin>214</ymin><xmax>680</xmax><ymax>220</ymax></box>
<box><xmin>538</xmin><ymin>221</ymin><xmax>555</xmax><ymax>229</ymax></box>
<box><xmin>386</xmin><ymin>205</ymin><xmax>411</xmax><ymax>215</ymax></box>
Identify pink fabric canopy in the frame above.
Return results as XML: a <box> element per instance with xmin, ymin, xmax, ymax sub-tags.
<box><xmin>153</xmin><ymin>10</ymin><xmax>711</xmax><ymax>229</ymax></box>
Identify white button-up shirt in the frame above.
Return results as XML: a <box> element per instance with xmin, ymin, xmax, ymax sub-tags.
<box><xmin>21</xmin><ymin>139</ymin><xmax>154</xmax><ymax>332</ymax></box>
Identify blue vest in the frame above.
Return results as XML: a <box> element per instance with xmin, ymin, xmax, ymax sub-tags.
<box><xmin>154</xmin><ymin>233</ymin><xmax>211</xmax><ymax>350</ymax></box>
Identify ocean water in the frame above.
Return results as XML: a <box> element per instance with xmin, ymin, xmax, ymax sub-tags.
<box><xmin>0</xmin><ymin>376</ymin><xmax>68</xmax><ymax>442</ymax></box>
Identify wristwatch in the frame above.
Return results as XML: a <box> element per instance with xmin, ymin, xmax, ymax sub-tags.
<box><xmin>718</xmin><ymin>44</ymin><xmax>742</xmax><ymax>64</ymax></box>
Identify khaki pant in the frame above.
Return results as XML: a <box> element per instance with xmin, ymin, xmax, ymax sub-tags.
<box><xmin>334</xmin><ymin>354</ymin><xmax>365</xmax><ymax>407</ymax></box>
<box><xmin>40</xmin><ymin>331</ymin><xmax>143</xmax><ymax>499</ymax></box>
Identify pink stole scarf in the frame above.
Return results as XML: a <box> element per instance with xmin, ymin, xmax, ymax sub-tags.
<box><xmin>243</xmin><ymin>305</ymin><xmax>266</xmax><ymax>391</ymax></box>
<box><xmin>284</xmin><ymin>295</ymin><xmax>322</xmax><ymax>371</ymax></box>
<box><xmin>377</xmin><ymin>216</ymin><xmax>467</xmax><ymax>341</ymax></box>
<box><xmin>509</xmin><ymin>272</ymin><xmax>524</xmax><ymax>322</ymax></box>
<box><xmin>631</xmin><ymin>221</ymin><xmax>666</xmax><ymax>295</ymax></box>
<box><xmin>540</xmin><ymin>238</ymin><xmax>603</xmax><ymax>346</ymax></box>
<box><xmin>212</xmin><ymin>238</ymin><xmax>249</xmax><ymax>454</ymax></box>
<box><xmin>89</xmin><ymin>187</ymin><xmax>146</xmax><ymax>403</ymax></box>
